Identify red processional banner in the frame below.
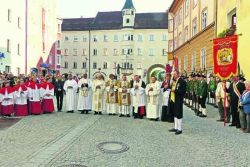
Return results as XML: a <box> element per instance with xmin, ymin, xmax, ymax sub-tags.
<box><xmin>42</xmin><ymin>8</ymin><xmax>45</xmax><ymax>53</ymax></box>
<box><xmin>173</xmin><ymin>57</ymin><xmax>178</xmax><ymax>71</ymax></box>
<box><xmin>213</xmin><ymin>35</ymin><xmax>238</xmax><ymax>80</ymax></box>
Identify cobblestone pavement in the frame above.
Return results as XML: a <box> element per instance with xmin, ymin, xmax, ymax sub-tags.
<box><xmin>0</xmin><ymin>95</ymin><xmax>249</xmax><ymax>167</ymax></box>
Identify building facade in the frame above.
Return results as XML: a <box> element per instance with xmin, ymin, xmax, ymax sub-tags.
<box><xmin>216</xmin><ymin>0</ymin><xmax>250</xmax><ymax>79</ymax></box>
<box><xmin>168</xmin><ymin>0</ymin><xmax>216</xmax><ymax>76</ymax></box>
<box><xmin>0</xmin><ymin>0</ymin><xmax>26</xmax><ymax>74</ymax></box>
<box><xmin>27</xmin><ymin>0</ymin><xmax>59</xmax><ymax>76</ymax></box>
<box><xmin>60</xmin><ymin>0</ymin><xmax>168</xmax><ymax>82</ymax></box>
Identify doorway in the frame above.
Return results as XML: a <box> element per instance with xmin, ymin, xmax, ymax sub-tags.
<box><xmin>42</xmin><ymin>69</ymin><xmax>47</xmax><ymax>77</ymax></box>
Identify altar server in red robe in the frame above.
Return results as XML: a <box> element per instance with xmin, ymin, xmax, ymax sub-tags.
<box><xmin>1</xmin><ymin>80</ymin><xmax>14</xmax><ymax>117</ymax></box>
<box><xmin>28</xmin><ymin>76</ymin><xmax>42</xmax><ymax>114</ymax></box>
<box><xmin>40</xmin><ymin>77</ymin><xmax>54</xmax><ymax>113</ymax></box>
<box><xmin>14</xmin><ymin>79</ymin><xmax>28</xmax><ymax>116</ymax></box>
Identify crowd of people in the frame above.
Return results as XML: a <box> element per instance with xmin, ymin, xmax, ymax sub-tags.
<box><xmin>1</xmin><ymin>70</ymin><xmax>249</xmax><ymax>135</ymax></box>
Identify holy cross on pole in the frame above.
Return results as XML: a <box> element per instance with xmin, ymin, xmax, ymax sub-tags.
<box><xmin>213</xmin><ymin>35</ymin><xmax>238</xmax><ymax>126</ymax></box>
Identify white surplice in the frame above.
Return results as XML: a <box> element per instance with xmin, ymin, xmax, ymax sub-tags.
<box><xmin>63</xmin><ymin>79</ymin><xmax>77</xmax><ymax>111</ymax></box>
<box><xmin>161</xmin><ymin>88</ymin><xmax>171</xmax><ymax>106</ymax></box>
<box><xmin>40</xmin><ymin>85</ymin><xmax>54</xmax><ymax>100</ymax></box>
<box><xmin>105</xmin><ymin>79</ymin><xmax>119</xmax><ymax>114</ymax></box>
<box><xmin>92</xmin><ymin>79</ymin><xmax>105</xmax><ymax>112</ymax></box>
<box><xmin>15</xmin><ymin>87</ymin><xmax>28</xmax><ymax>105</ymax></box>
<box><xmin>118</xmin><ymin>81</ymin><xmax>131</xmax><ymax>115</ymax></box>
<box><xmin>146</xmin><ymin>81</ymin><xmax>161</xmax><ymax>119</ymax></box>
<box><xmin>130</xmin><ymin>80</ymin><xmax>146</xmax><ymax>114</ymax></box>
<box><xmin>28</xmin><ymin>85</ymin><xmax>41</xmax><ymax>102</ymax></box>
<box><xmin>1</xmin><ymin>89</ymin><xmax>14</xmax><ymax>106</ymax></box>
<box><xmin>77</xmin><ymin>78</ymin><xmax>93</xmax><ymax>111</ymax></box>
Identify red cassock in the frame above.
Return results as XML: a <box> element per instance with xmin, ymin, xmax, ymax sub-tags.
<box><xmin>14</xmin><ymin>85</ymin><xmax>28</xmax><ymax>116</ymax></box>
<box><xmin>41</xmin><ymin>82</ymin><xmax>54</xmax><ymax>113</ymax></box>
<box><xmin>29</xmin><ymin>82</ymin><xmax>42</xmax><ymax>115</ymax></box>
<box><xmin>0</xmin><ymin>86</ymin><xmax>14</xmax><ymax>115</ymax></box>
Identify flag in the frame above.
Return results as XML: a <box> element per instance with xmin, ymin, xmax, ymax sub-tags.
<box><xmin>173</xmin><ymin>57</ymin><xmax>178</xmax><ymax>71</ymax></box>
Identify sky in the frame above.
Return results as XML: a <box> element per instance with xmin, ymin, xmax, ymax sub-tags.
<box><xmin>58</xmin><ymin>0</ymin><xmax>173</xmax><ymax>18</ymax></box>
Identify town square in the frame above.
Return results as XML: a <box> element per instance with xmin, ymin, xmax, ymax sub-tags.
<box><xmin>0</xmin><ymin>0</ymin><xmax>250</xmax><ymax>166</ymax></box>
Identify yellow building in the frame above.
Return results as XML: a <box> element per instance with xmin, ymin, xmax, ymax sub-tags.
<box><xmin>60</xmin><ymin>0</ymin><xmax>168</xmax><ymax>82</ymax></box>
<box><xmin>216</xmin><ymin>0</ymin><xmax>250</xmax><ymax>79</ymax></box>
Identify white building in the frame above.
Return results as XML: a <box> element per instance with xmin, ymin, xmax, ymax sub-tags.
<box><xmin>0</xmin><ymin>0</ymin><xmax>26</xmax><ymax>74</ymax></box>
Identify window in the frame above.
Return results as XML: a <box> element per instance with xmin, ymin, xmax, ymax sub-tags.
<box><xmin>122</xmin><ymin>34</ymin><xmax>133</xmax><ymax>41</ymax></box>
<box><xmin>185</xmin><ymin>27</ymin><xmax>188</xmax><ymax>42</ymax></box>
<box><xmin>103</xmin><ymin>62</ymin><xmax>108</xmax><ymax>69</ymax></box>
<box><xmin>169</xmin><ymin>41</ymin><xmax>173</xmax><ymax>52</ymax></box>
<box><xmin>200</xmin><ymin>48</ymin><xmax>206</xmax><ymax>69</ymax></box>
<box><xmin>179</xmin><ymin>8</ymin><xmax>183</xmax><ymax>24</ymax></box>
<box><xmin>174</xmin><ymin>37</ymin><xmax>177</xmax><ymax>49</ymax></box>
<box><xmin>179</xmin><ymin>33</ymin><xmax>182</xmax><ymax>46</ymax></box>
<box><xmin>137</xmin><ymin>62</ymin><xmax>142</xmax><ymax>69</ymax></box>
<box><xmin>174</xmin><ymin>14</ymin><xmax>178</xmax><ymax>28</ymax></box>
<box><xmin>138</xmin><ymin>48</ymin><xmax>142</xmax><ymax>55</ymax></box>
<box><xmin>131</xmin><ymin>11</ymin><xmax>134</xmax><ymax>15</ymax></box>
<box><xmin>138</xmin><ymin>34</ymin><xmax>143</xmax><ymax>41</ymax></box>
<box><xmin>202</xmin><ymin>10</ymin><xmax>207</xmax><ymax>29</ymax></box>
<box><xmin>193</xmin><ymin>0</ymin><xmax>197</xmax><ymax>8</ymax></box>
<box><xmin>163</xmin><ymin>49</ymin><xmax>167</xmax><ymax>56</ymax></box>
<box><xmin>149</xmin><ymin>49</ymin><xmax>154</xmax><ymax>56</ymax></box>
<box><xmin>184</xmin><ymin>56</ymin><xmax>188</xmax><ymax>71</ymax></box>
<box><xmin>5</xmin><ymin>66</ymin><xmax>11</xmax><ymax>73</ymax></box>
<box><xmin>103</xmin><ymin>48</ymin><xmax>108</xmax><ymax>55</ymax></box>
<box><xmin>185</xmin><ymin>0</ymin><xmax>189</xmax><ymax>16</ymax></box>
<box><xmin>127</xmin><ymin>49</ymin><xmax>133</xmax><ymax>55</ymax></box>
<box><xmin>73</xmin><ymin>62</ymin><xmax>77</xmax><ymax>69</ymax></box>
<box><xmin>232</xmin><ymin>13</ymin><xmax>236</xmax><ymax>26</ymax></box>
<box><xmin>178</xmin><ymin>58</ymin><xmax>181</xmax><ymax>71</ymax></box>
<box><xmin>114</xmin><ymin>49</ymin><xmax>118</xmax><ymax>56</ymax></box>
<box><xmin>126</xmin><ymin>19</ymin><xmax>129</xmax><ymax>23</ymax></box>
<box><xmin>82</xmin><ymin>62</ymin><xmax>86</xmax><ymax>69</ymax></box>
<box><xmin>8</xmin><ymin>9</ymin><xmax>12</xmax><ymax>22</ymax></box>
<box><xmin>114</xmin><ymin>35</ymin><xmax>118</xmax><ymax>41</ymax></box>
<box><xmin>93</xmin><ymin>49</ymin><xmax>98</xmax><ymax>56</ymax></box>
<box><xmin>150</xmin><ymin>35</ymin><xmax>155</xmax><ymax>41</ymax></box>
<box><xmin>65</xmin><ymin>36</ymin><xmax>69</xmax><ymax>42</ymax></box>
<box><xmin>73</xmin><ymin>48</ymin><xmax>78</xmax><ymax>55</ymax></box>
<box><xmin>7</xmin><ymin>39</ymin><xmax>11</xmax><ymax>52</ymax></box>
<box><xmin>18</xmin><ymin>17</ymin><xmax>21</xmax><ymax>28</ymax></box>
<box><xmin>58</xmin><ymin>24</ymin><xmax>61</xmax><ymax>33</ymax></box>
<box><xmin>122</xmin><ymin>49</ymin><xmax>133</xmax><ymax>55</ymax></box>
<box><xmin>73</xmin><ymin>35</ymin><xmax>78</xmax><ymax>41</ymax></box>
<box><xmin>192</xmin><ymin>18</ymin><xmax>197</xmax><ymax>36</ymax></box>
<box><xmin>17</xmin><ymin>44</ymin><xmax>20</xmax><ymax>55</ymax></box>
<box><xmin>93</xmin><ymin>35</ymin><xmax>97</xmax><ymax>42</ymax></box>
<box><xmin>192</xmin><ymin>52</ymin><xmax>196</xmax><ymax>70</ymax></box>
<box><xmin>64</xmin><ymin>49</ymin><xmax>69</xmax><ymax>55</ymax></box>
<box><xmin>162</xmin><ymin>34</ymin><xmax>167</xmax><ymax>41</ymax></box>
<box><xmin>93</xmin><ymin>62</ymin><xmax>97</xmax><ymax>69</ymax></box>
<box><xmin>82</xmin><ymin>49</ymin><xmax>87</xmax><ymax>56</ymax></box>
<box><xmin>64</xmin><ymin>61</ymin><xmax>68</xmax><ymax>68</ymax></box>
<box><xmin>57</xmin><ymin>40</ymin><xmax>60</xmax><ymax>49</ymax></box>
<box><xmin>169</xmin><ymin>20</ymin><xmax>173</xmax><ymax>32</ymax></box>
<box><xmin>49</xmin><ymin>54</ymin><xmax>52</xmax><ymax>64</ymax></box>
<box><xmin>83</xmin><ymin>35</ymin><xmax>87</xmax><ymax>42</ymax></box>
<box><xmin>57</xmin><ymin>55</ymin><xmax>60</xmax><ymax>64</ymax></box>
<box><xmin>104</xmin><ymin>34</ymin><xmax>108</xmax><ymax>41</ymax></box>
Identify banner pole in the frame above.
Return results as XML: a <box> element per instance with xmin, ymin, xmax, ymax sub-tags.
<box><xmin>223</xmin><ymin>80</ymin><xmax>226</xmax><ymax>126</ymax></box>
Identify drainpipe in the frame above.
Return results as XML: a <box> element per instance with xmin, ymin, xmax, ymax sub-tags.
<box><xmin>169</xmin><ymin>12</ymin><xmax>175</xmax><ymax>69</ymax></box>
<box><xmin>25</xmin><ymin>0</ymin><xmax>28</xmax><ymax>75</ymax></box>
<box><xmin>215</xmin><ymin>0</ymin><xmax>218</xmax><ymax>38</ymax></box>
<box><xmin>88</xmin><ymin>29</ymin><xmax>91</xmax><ymax>78</ymax></box>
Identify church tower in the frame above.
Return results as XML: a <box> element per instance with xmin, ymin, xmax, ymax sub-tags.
<box><xmin>122</xmin><ymin>0</ymin><xmax>136</xmax><ymax>28</ymax></box>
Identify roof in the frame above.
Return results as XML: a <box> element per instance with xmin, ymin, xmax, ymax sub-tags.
<box><xmin>122</xmin><ymin>0</ymin><xmax>135</xmax><ymax>10</ymax></box>
<box><xmin>62</xmin><ymin>12</ymin><xmax>168</xmax><ymax>31</ymax></box>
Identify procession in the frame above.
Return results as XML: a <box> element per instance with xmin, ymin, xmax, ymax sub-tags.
<box><xmin>1</xmin><ymin>69</ymin><xmax>249</xmax><ymax>135</ymax></box>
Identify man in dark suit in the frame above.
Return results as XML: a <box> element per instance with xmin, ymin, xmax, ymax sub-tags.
<box><xmin>228</xmin><ymin>76</ymin><xmax>246</xmax><ymax>128</ymax></box>
<box><xmin>54</xmin><ymin>75</ymin><xmax>65</xmax><ymax>111</ymax></box>
<box><xmin>169</xmin><ymin>70</ymin><xmax>187</xmax><ymax>135</ymax></box>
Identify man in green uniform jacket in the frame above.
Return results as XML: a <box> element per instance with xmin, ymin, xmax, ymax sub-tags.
<box><xmin>194</xmin><ymin>74</ymin><xmax>200</xmax><ymax>115</ymax></box>
<box><xmin>198</xmin><ymin>73</ymin><xmax>208</xmax><ymax>117</ymax></box>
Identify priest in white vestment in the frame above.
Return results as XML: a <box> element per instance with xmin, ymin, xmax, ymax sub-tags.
<box><xmin>130</xmin><ymin>75</ymin><xmax>147</xmax><ymax>119</ymax></box>
<box><xmin>77</xmin><ymin>73</ymin><xmax>93</xmax><ymax>114</ymax></box>
<box><xmin>63</xmin><ymin>74</ymin><xmax>77</xmax><ymax>113</ymax></box>
<box><xmin>1</xmin><ymin>80</ymin><xmax>14</xmax><ymax>117</ymax></box>
<box><xmin>28</xmin><ymin>77</ymin><xmax>42</xmax><ymax>115</ymax></box>
<box><xmin>40</xmin><ymin>78</ymin><xmax>55</xmax><ymax>113</ymax></box>
<box><xmin>92</xmin><ymin>73</ymin><xmax>105</xmax><ymax>115</ymax></box>
<box><xmin>14</xmin><ymin>79</ymin><xmax>28</xmax><ymax>116</ymax></box>
<box><xmin>118</xmin><ymin>75</ymin><xmax>131</xmax><ymax>117</ymax></box>
<box><xmin>105</xmin><ymin>74</ymin><xmax>119</xmax><ymax>115</ymax></box>
<box><xmin>146</xmin><ymin>76</ymin><xmax>161</xmax><ymax>121</ymax></box>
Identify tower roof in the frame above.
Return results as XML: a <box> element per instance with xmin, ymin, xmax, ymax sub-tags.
<box><xmin>122</xmin><ymin>0</ymin><xmax>135</xmax><ymax>10</ymax></box>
